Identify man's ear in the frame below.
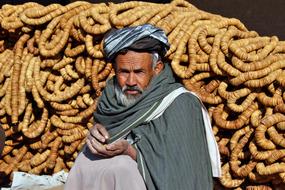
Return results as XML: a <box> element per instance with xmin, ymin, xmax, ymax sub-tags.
<box><xmin>154</xmin><ymin>61</ymin><xmax>164</xmax><ymax>75</ymax></box>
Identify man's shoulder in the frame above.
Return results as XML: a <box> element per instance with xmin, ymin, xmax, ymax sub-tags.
<box><xmin>160</xmin><ymin>90</ymin><xmax>203</xmax><ymax>120</ymax></box>
<box><xmin>166</xmin><ymin>90</ymin><xmax>201</xmax><ymax>110</ymax></box>
<box><xmin>173</xmin><ymin>90</ymin><xmax>200</xmax><ymax>104</ymax></box>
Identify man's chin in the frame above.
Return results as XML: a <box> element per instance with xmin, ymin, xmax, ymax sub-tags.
<box><xmin>124</xmin><ymin>93</ymin><xmax>141</xmax><ymax>99</ymax></box>
<box><xmin>124</xmin><ymin>91</ymin><xmax>141</xmax><ymax>96</ymax></box>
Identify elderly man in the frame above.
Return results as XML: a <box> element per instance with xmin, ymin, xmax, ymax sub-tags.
<box><xmin>64</xmin><ymin>24</ymin><xmax>221</xmax><ymax>190</ymax></box>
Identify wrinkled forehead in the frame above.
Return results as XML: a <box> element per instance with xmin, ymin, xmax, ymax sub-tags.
<box><xmin>114</xmin><ymin>50</ymin><xmax>153</xmax><ymax>69</ymax></box>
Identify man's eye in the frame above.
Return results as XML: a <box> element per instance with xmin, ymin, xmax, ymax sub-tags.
<box><xmin>134</xmin><ymin>70</ymin><xmax>144</xmax><ymax>74</ymax></box>
<box><xmin>119</xmin><ymin>70</ymin><xmax>129</xmax><ymax>74</ymax></box>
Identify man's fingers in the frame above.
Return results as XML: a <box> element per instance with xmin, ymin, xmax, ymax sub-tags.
<box><xmin>86</xmin><ymin>139</ymin><xmax>98</xmax><ymax>155</ymax></box>
<box><xmin>87</xmin><ymin>131</ymin><xmax>128</xmax><ymax>157</ymax></box>
<box><xmin>108</xmin><ymin>149</ymin><xmax>123</xmax><ymax>156</ymax></box>
<box><xmin>105</xmin><ymin>144</ymin><xmax>117</xmax><ymax>151</ymax></box>
<box><xmin>96</xmin><ymin>124</ymin><xmax>109</xmax><ymax>140</ymax></box>
<box><xmin>90</xmin><ymin>129</ymin><xmax>105</xmax><ymax>143</ymax></box>
<box><xmin>105</xmin><ymin>142</ymin><xmax>121</xmax><ymax>151</ymax></box>
<box><xmin>106</xmin><ymin>140</ymin><xmax>128</xmax><ymax>153</ymax></box>
<box><xmin>90</xmin><ymin>138</ymin><xmax>110</xmax><ymax>155</ymax></box>
<box><xmin>87</xmin><ymin>139</ymin><xmax>109</xmax><ymax>157</ymax></box>
<box><xmin>87</xmin><ymin>131</ymin><xmax>103</xmax><ymax>145</ymax></box>
<box><xmin>89</xmin><ymin>124</ymin><xmax>107</xmax><ymax>143</ymax></box>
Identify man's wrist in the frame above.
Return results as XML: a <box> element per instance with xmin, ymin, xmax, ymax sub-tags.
<box><xmin>124</xmin><ymin>144</ymin><xmax>137</xmax><ymax>160</ymax></box>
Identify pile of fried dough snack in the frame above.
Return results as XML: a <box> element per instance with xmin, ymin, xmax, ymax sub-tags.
<box><xmin>0</xmin><ymin>0</ymin><xmax>285</xmax><ymax>189</ymax></box>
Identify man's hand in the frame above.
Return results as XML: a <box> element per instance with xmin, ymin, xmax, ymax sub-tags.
<box><xmin>105</xmin><ymin>140</ymin><xmax>137</xmax><ymax>160</ymax></box>
<box><xmin>105</xmin><ymin>140</ymin><xmax>129</xmax><ymax>155</ymax></box>
<box><xmin>86</xmin><ymin>123</ymin><xmax>131</xmax><ymax>158</ymax></box>
<box><xmin>86</xmin><ymin>123</ymin><xmax>110</xmax><ymax>157</ymax></box>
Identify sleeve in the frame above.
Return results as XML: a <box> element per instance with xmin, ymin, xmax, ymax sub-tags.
<box><xmin>133</xmin><ymin>93</ymin><xmax>214</xmax><ymax>190</ymax></box>
<box><xmin>161</xmin><ymin>92</ymin><xmax>214</xmax><ymax>190</ymax></box>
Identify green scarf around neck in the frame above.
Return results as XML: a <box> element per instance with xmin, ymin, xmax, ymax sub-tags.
<box><xmin>93</xmin><ymin>63</ymin><xmax>182</xmax><ymax>141</ymax></box>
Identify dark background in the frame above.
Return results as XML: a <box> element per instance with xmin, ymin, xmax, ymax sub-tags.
<box><xmin>1</xmin><ymin>0</ymin><xmax>285</xmax><ymax>40</ymax></box>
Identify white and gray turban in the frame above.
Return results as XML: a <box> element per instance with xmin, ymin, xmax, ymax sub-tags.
<box><xmin>103</xmin><ymin>24</ymin><xmax>170</xmax><ymax>61</ymax></box>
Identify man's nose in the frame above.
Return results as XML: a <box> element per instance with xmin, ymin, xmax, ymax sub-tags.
<box><xmin>126</xmin><ymin>73</ymin><xmax>136</xmax><ymax>86</ymax></box>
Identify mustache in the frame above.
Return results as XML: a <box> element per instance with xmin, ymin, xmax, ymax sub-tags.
<box><xmin>122</xmin><ymin>86</ymin><xmax>143</xmax><ymax>93</ymax></box>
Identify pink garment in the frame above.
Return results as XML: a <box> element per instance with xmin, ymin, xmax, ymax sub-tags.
<box><xmin>64</xmin><ymin>148</ymin><xmax>147</xmax><ymax>190</ymax></box>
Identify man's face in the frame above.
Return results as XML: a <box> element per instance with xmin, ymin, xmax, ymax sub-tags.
<box><xmin>115</xmin><ymin>50</ymin><xmax>154</xmax><ymax>96</ymax></box>
<box><xmin>114</xmin><ymin>51</ymin><xmax>156</xmax><ymax>104</ymax></box>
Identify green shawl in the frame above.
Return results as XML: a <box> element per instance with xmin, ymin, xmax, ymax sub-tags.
<box><xmin>94</xmin><ymin>63</ymin><xmax>181</xmax><ymax>140</ymax></box>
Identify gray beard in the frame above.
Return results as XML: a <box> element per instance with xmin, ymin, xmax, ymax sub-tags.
<box><xmin>114</xmin><ymin>84</ymin><xmax>142</xmax><ymax>107</ymax></box>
